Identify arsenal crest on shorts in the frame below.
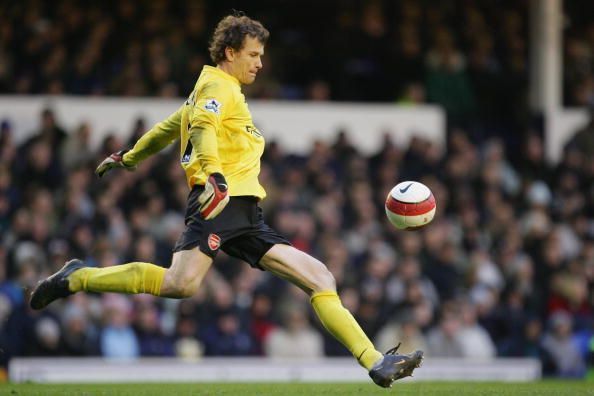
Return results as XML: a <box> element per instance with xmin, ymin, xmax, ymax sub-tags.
<box><xmin>208</xmin><ymin>233</ymin><xmax>221</xmax><ymax>250</ymax></box>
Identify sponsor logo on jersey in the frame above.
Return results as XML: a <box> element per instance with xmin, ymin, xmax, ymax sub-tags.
<box><xmin>245</xmin><ymin>125</ymin><xmax>262</xmax><ymax>138</ymax></box>
<box><xmin>208</xmin><ymin>233</ymin><xmax>221</xmax><ymax>250</ymax></box>
<box><xmin>204</xmin><ymin>99</ymin><xmax>221</xmax><ymax>114</ymax></box>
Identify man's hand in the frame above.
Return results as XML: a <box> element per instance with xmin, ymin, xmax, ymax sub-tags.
<box><xmin>198</xmin><ymin>173</ymin><xmax>229</xmax><ymax>220</ymax></box>
<box><xmin>95</xmin><ymin>150</ymin><xmax>137</xmax><ymax>178</ymax></box>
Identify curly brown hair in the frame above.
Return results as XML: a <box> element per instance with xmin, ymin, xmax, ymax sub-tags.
<box><xmin>208</xmin><ymin>14</ymin><xmax>269</xmax><ymax>64</ymax></box>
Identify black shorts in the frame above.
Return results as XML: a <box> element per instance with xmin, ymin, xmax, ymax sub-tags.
<box><xmin>173</xmin><ymin>185</ymin><xmax>290</xmax><ymax>269</ymax></box>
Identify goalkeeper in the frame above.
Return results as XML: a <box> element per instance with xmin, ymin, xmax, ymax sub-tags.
<box><xmin>30</xmin><ymin>13</ymin><xmax>422</xmax><ymax>388</ymax></box>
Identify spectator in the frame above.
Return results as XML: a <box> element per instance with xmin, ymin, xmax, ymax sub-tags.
<box><xmin>264</xmin><ymin>304</ymin><xmax>324</xmax><ymax>358</ymax></box>
<box><xmin>250</xmin><ymin>292</ymin><xmax>278</xmax><ymax>355</ymax></box>
<box><xmin>541</xmin><ymin>311</ymin><xmax>586</xmax><ymax>378</ymax></box>
<box><xmin>426</xmin><ymin>309</ymin><xmax>464</xmax><ymax>358</ymax></box>
<box><xmin>61</xmin><ymin>123</ymin><xmax>93</xmax><ymax>170</ymax></box>
<box><xmin>29</xmin><ymin>316</ymin><xmax>65</xmax><ymax>356</ymax></box>
<box><xmin>133</xmin><ymin>296</ymin><xmax>175</xmax><ymax>357</ymax></box>
<box><xmin>60</xmin><ymin>303</ymin><xmax>99</xmax><ymax>356</ymax></box>
<box><xmin>200</xmin><ymin>308</ymin><xmax>253</xmax><ymax>356</ymax></box>
<box><xmin>425</xmin><ymin>28</ymin><xmax>475</xmax><ymax>123</ymax></box>
<box><xmin>458</xmin><ymin>301</ymin><xmax>496</xmax><ymax>359</ymax></box>
<box><xmin>374</xmin><ymin>311</ymin><xmax>428</xmax><ymax>355</ymax></box>
<box><xmin>100</xmin><ymin>294</ymin><xmax>140</xmax><ymax>359</ymax></box>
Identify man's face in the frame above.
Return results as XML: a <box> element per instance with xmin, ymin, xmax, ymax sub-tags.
<box><xmin>227</xmin><ymin>36</ymin><xmax>264</xmax><ymax>85</ymax></box>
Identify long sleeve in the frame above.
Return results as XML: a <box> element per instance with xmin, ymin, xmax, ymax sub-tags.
<box><xmin>123</xmin><ymin>105</ymin><xmax>183</xmax><ymax>166</ymax></box>
<box><xmin>188</xmin><ymin>82</ymin><xmax>233</xmax><ymax>176</ymax></box>
<box><xmin>189</xmin><ymin>125</ymin><xmax>223</xmax><ymax>175</ymax></box>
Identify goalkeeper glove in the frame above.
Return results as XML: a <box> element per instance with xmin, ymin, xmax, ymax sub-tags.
<box><xmin>198</xmin><ymin>172</ymin><xmax>229</xmax><ymax>220</ymax></box>
<box><xmin>95</xmin><ymin>150</ymin><xmax>137</xmax><ymax>177</ymax></box>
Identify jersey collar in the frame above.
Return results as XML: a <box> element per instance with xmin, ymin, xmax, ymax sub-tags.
<box><xmin>203</xmin><ymin>65</ymin><xmax>240</xmax><ymax>86</ymax></box>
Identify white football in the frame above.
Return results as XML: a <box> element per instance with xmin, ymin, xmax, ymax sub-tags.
<box><xmin>385</xmin><ymin>181</ymin><xmax>436</xmax><ymax>230</ymax></box>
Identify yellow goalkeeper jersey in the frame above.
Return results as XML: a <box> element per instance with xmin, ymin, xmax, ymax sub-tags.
<box><xmin>123</xmin><ymin>66</ymin><xmax>266</xmax><ymax>199</ymax></box>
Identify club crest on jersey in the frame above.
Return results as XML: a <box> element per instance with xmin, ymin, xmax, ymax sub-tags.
<box><xmin>204</xmin><ymin>99</ymin><xmax>221</xmax><ymax>114</ymax></box>
<box><xmin>207</xmin><ymin>233</ymin><xmax>221</xmax><ymax>250</ymax></box>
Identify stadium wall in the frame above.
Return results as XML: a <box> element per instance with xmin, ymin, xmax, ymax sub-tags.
<box><xmin>0</xmin><ymin>96</ymin><xmax>444</xmax><ymax>155</ymax></box>
<box><xmin>2</xmin><ymin>96</ymin><xmax>587</xmax><ymax>161</ymax></box>
<box><xmin>9</xmin><ymin>357</ymin><xmax>541</xmax><ymax>383</ymax></box>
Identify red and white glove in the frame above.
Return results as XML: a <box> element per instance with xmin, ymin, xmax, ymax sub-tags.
<box><xmin>95</xmin><ymin>150</ymin><xmax>136</xmax><ymax>177</ymax></box>
<box><xmin>198</xmin><ymin>173</ymin><xmax>229</xmax><ymax>220</ymax></box>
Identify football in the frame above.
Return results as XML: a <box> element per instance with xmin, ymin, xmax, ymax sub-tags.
<box><xmin>385</xmin><ymin>181</ymin><xmax>436</xmax><ymax>230</ymax></box>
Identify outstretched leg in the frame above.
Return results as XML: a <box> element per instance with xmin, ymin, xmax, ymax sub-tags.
<box><xmin>30</xmin><ymin>247</ymin><xmax>212</xmax><ymax>309</ymax></box>
<box><xmin>259</xmin><ymin>244</ymin><xmax>423</xmax><ymax>388</ymax></box>
<box><xmin>259</xmin><ymin>244</ymin><xmax>382</xmax><ymax>368</ymax></box>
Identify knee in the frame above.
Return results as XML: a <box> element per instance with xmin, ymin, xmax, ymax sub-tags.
<box><xmin>161</xmin><ymin>269</ymin><xmax>197</xmax><ymax>299</ymax></box>
<box><xmin>311</xmin><ymin>263</ymin><xmax>336</xmax><ymax>293</ymax></box>
<box><xmin>173</xmin><ymin>285</ymin><xmax>195</xmax><ymax>299</ymax></box>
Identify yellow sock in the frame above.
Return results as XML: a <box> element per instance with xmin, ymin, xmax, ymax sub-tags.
<box><xmin>311</xmin><ymin>291</ymin><xmax>383</xmax><ymax>370</ymax></box>
<box><xmin>68</xmin><ymin>262</ymin><xmax>165</xmax><ymax>296</ymax></box>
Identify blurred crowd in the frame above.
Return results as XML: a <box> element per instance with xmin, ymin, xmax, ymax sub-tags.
<box><xmin>0</xmin><ymin>108</ymin><xmax>593</xmax><ymax>379</ymax></box>
<box><xmin>564</xmin><ymin>1</ymin><xmax>594</xmax><ymax>108</ymax></box>
<box><xmin>0</xmin><ymin>0</ymin><xmax>518</xmax><ymax>116</ymax></box>
<box><xmin>2</xmin><ymin>0</ymin><xmax>592</xmax><ymax>164</ymax></box>
<box><xmin>1</xmin><ymin>0</ymin><xmax>593</xmax><ymax>382</ymax></box>
<box><xmin>1</xmin><ymin>0</ymin><xmax>591</xmax><ymax>111</ymax></box>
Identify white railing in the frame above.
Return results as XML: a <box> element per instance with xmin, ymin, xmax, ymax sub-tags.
<box><xmin>9</xmin><ymin>357</ymin><xmax>541</xmax><ymax>383</ymax></box>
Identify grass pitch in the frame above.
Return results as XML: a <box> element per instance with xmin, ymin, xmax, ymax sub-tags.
<box><xmin>1</xmin><ymin>381</ymin><xmax>592</xmax><ymax>395</ymax></box>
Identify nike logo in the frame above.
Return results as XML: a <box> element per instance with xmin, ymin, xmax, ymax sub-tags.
<box><xmin>399</xmin><ymin>183</ymin><xmax>414</xmax><ymax>193</ymax></box>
